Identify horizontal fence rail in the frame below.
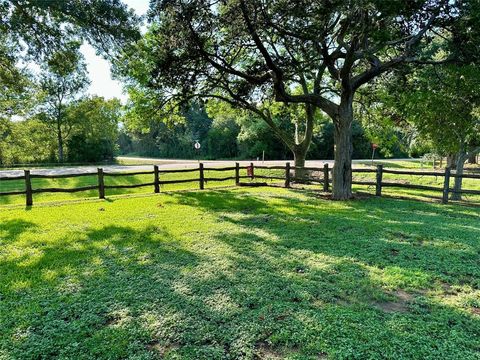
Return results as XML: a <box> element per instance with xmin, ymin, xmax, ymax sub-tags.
<box><xmin>32</xmin><ymin>186</ymin><xmax>99</xmax><ymax>193</ymax></box>
<box><xmin>159</xmin><ymin>168</ymin><xmax>198</xmax><ymax>173</ymax></box>
<box><xmin>382</xmin><ymin>169</ymin><xmax>445</xmax><ymax>176</ymax></box>
<box><xmin>30</xmin><ymin>172</ymin><xmax>97</xmax><ymax>179</ymax></box>
<box><xmin>103</xmin><ymin>171</ymin><xmax>154</xmax><ymax>177</ymax></box>
<box><xmin>0</xmin><ymin>190</ymin><xmax>26</xmax><ymax>196</ymax></box>
<box><xmin>1</xmin><ymin>162</ymin><xmax>479</xmax><ymax>206</ymax></box>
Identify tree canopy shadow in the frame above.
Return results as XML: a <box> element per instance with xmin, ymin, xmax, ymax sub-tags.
<box><xmin>0</xmin><ymin>219</ymin><xmax>37</xmax><ymax>242</ymax></box>
<box><xmin>1</xmin><ymin>189</ymin><xmax>480</xmax><ymax>359</ymax></box>
<box><xmin>172</xmin><ymin>190</ymin><xmax>480</xmax><ymax>288</ymax></box>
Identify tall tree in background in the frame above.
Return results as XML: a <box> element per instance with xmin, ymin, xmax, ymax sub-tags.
<box><xmin>0</xmin><ymin>0</ymin><xmax>139</xmax><ymax>125</ymax></box>
<box><xmin>0</xmin><ymin>96</ymin><xmax>121</xmax><ymax>166</ymax></box>
<box><xmin>122</xmin><ymin>88</ymin><xmax>215</xmax><ymax>158</ymax></box>
<box><xmin>65</xmin><ymin>96</ymin><xmax>121</xmax><ymax>162</ymax></box>
<box><xmin>0</xmin><ymin>118</ymin><xmax>55</xmax><ymax>165</ymax></box>
<box><xmin>119</xmin><ymin>0</ymin><xmax>463</xmax><ymax>199</ymax></box>
<box><xmin>377</xmin><ymin>64</ymin><xmax>480</xmax><ymax>200</ymax></box>
<box><xmin>206</xmin><ymin>99</ymin><xmax>317</xmax><ymax>174</ymax></box>
<box><xmin>38</xmin><ymin>43</ymin><xmax>89</xmax><ymax>162</ymax></box>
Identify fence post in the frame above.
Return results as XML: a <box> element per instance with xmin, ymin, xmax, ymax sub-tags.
<box><xmin>24</xmin><ymin>170</ymin><xmax>33</xmax><ymax>206</ymax></box>
<box><xmin>154</xmin><ymin>165</ymin><xmax>160</xmax><ymax>193</ymax></box>
<box><xmin>250</xmin><ymin>162</ymin><xmax>254</xmax><ymax>179</ymax></box>
<box><xmin>285</xmin><ymin>162</ymin><xmax>291</xmax><ymax>188</ymax></box>
<box><xmin>442</xmin><ymin>167</ymin><xmax>451</xmax><ymax>204</ymax></box>
<box><xmin>375</xmin><ymin>164</ymin><xmax>383</xmax><ymax>196</ymax></box>
<box><xmin>323</xmin><ymin>163</ymin><xmax>329</xmax><ymax>192</ymax></box>
<box><xmin>98</xmin><ymin>168</ymin><xmax>105</xmax><ymax>199</ymax></box>
<box><xmin>199</xmin><ymin>163</ymin><xmax>204</xmax><ymax>190</ymax></box>
<box><xmin>235</xmin><ymin>162</ymin><xmax>240</xmax><ymax>186</ymax></box>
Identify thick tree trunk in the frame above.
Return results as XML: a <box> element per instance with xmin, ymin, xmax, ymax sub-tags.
<box><xmin>446</xmin><ymin>154</ymin><xmax>457</xmax><ymax>169</ymax></box>
<box><xmin>332</xmin><ymin>101</ymin><xmax>353</xmax><ymax>200</ymax></box>
<box><xmin>451</xmin><ymin>152</ymin><xmax>466</xmax><ymax>201</ymax></box>
<box><xmin>293</xmin><ymin>147</ymin><xmax>307</xmax><ymax>180</ymax></box>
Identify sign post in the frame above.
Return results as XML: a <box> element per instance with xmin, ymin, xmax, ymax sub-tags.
<box><xmin>371</xmin><ymin>143</ymin><xmax>378</xmax><ymax>165</ymax></box>
<box><xmin>194</xmin><ymin>140</ymin><xmax>201</xmax><ymax>162</ymax></box>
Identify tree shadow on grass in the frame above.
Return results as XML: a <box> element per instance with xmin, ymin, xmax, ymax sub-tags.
<box><xmin>0</xmin><ymin>219</ymin><xmax>37</xmax><ymax>242</ymax></box>
<box><xmin>181</xmin><ymin>190</ymin><xmax>480</xmax><ymax>286</ymax></box>
<box><xmin>202</xmin><ymin>229</ymin><xmax>480</xmax><ymax>357</ymax></box>
<box><xmin>164</xmin><ymin>189</ymin><xmax>480</xmax><ymax>357</ymax></box>
<box><xmin>0</xmin><ymin>224</ymin><xmax>203</xmax><ymax>359</ymax></box>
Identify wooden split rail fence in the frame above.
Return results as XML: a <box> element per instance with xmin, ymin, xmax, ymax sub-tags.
<box><xmin>1</xmin><ymin>163</ymin><xmax>479</xmax><ymax>206</ymax></box>
<box><xmin>350</xmin><ymin>165</ymin><xmax>480</xmax><ymax>203</ymax></box>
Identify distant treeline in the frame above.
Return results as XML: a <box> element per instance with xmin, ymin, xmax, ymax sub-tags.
<box><xmin>0</xmin><ymin>96</ymin><xmax>120</xmax><ymax>166</ymax></box>
<box><xmin>118</xmin><ymin>103</ymin><xmax>410</xmax><ymax>161</ymax></box>
<box><xmin>2</xmin><ymin>99</ymin><xmax>414</xmax><ymax>167</ymax></box>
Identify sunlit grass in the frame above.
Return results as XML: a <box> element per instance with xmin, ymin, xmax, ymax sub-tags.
<box><xmin>0</xmin><ymin>187</ymin><xmax>479</xmax><ymax>359</ymax></box>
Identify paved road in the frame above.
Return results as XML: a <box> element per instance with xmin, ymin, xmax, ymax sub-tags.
<box><xmin>0</xmin><ymin>157</ymin><xmax>421</xmax><ymax>178</ymax></box>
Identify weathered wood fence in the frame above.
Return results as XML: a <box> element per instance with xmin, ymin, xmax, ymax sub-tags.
<box><xmin>0</xmin><ymin>163</ymin><xmax>479</xmax><ymax>206</ymax></box>
<box><xmin>350</xmin><ymin>164</ymin><xmax>480</xmax><ymax>203</ymax></box>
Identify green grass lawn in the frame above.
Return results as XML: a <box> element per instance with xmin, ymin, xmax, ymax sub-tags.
<box><xmin>115</xmin><ymin>157</ymin><xmax>196</xmax><ymax>166</ymax></box>
<box><xmin>0</xmin><ymin>167</ymin><xmax>286</xmax><ymax>206</ymax></box>
<box><xmin>1</xmin><ymin>187</ymin><xmax>479</xmax><ymax>359</ymax></box>
<box><xmin>356</xmin><ymin>160</ymin><xmax>432</xmax><ymax>169</ymax></box>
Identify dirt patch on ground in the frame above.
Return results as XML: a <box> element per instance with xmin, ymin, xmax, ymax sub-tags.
<box><xmin>254</xmin><ymin>342</ymin><xmax>284</xmax><ymax>359</ymax></box>
<box><xmin>375</xmin><ymin>290</ymin><xmax>414</xmax><ymax>313</ymax></box>
<box><xmin>146</xmin><ymin>341</ymin><xmax>180</xmax><ymax>357</ymax></box>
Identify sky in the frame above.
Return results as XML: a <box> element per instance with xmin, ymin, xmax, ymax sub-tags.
<box><xmin>82</xmin><ymin>0</ymin><xmax>150</xmax><ymax>103</ymax></box>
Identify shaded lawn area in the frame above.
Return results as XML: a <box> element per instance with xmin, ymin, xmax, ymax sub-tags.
<box><xmin>0</xmin><ymin>188</ymin><xmax>479</xmax><ymax>359</ymax></box>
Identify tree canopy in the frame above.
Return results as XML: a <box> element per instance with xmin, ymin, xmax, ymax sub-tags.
<box><xmin>36</xmin><ymin>43</ymin><xmax>90</xmax><ymax>162</ymax></box>
<box><xmin>119</xmin><ymin>0</ymin><xmax>469</xmax><ymax>198</ymax></box>
<box><xmin>0</xmin><ymin>96</ymin><xmax>121</xmax><ymax>166</ymax></box>
<box><xmin>1</xmin><ymin>0</ymin><xmax>139</xmax><ymax>57</ymax></box>
<box><xmin>367</xmin><ymin>62</ymin><xmax>480</xmax><ymax>199</ymax></box>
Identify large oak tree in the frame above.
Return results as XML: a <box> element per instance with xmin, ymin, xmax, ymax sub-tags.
<box><xmin>120</xmin><ymin>0</ymin><xmax>465</xmax><ymax>199</ymax></box>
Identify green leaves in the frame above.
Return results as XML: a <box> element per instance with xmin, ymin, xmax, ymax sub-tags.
<box><xmin>1</xmin><ymin>0</ymin><xmax>139</xmax><ymax>59</ymax></box>
<box><xmin>0</xmin><ymin>0</ymin><xmax>139</xmax><ymax>136</ymax></box>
